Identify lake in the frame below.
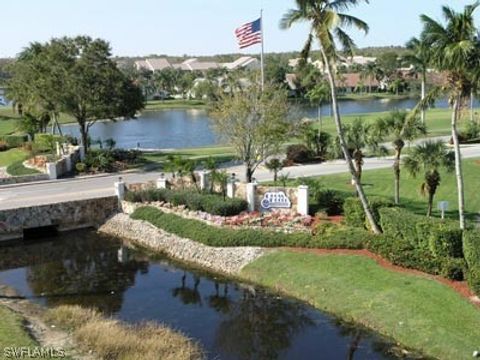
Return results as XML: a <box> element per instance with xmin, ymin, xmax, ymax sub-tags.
<box><xmin>59</xmin><ymin>97</ymin><xmax>469</xmax><ymax>150</ymax></box>
<box><xmin>0</xmin><ymin>230</ymin><xmax>408</xmax><ymax>360</ymax></box>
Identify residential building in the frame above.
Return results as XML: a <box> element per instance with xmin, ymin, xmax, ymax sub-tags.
<box><xmin>134</xmin><ymin>58</ymin><xmax>172</xmax><ymax>72</ymax></box>
<box><xmin>223</xmin><ymin>56</ymin><xmax>260</xmax><ymax>71</ymax></box>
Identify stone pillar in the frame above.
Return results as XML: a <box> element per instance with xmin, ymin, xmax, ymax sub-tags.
<box><xmin>156</xmin><ymin>174</ymin><xmax>167</xmax><ymax>189</ymax></box>
<box><xmin>246</xmin><ymin>182</ymin><xmax>257</xmax><ymax>212</ymax></box>
<box><xmin>199</xmin><ymin>171</ymin><xmax>209</xmax><ymax>191</ymax></box>
<box><xmin>46</xmin><ymin>162</ymin><xmax>57</xmax><ymax>180</ymax></box>
<box><xmin>78</xmin><ymin>145</ymin><xmax>86</xmax><ymax>161</ymax></box>
<box><xmin>297</xmin><ymin>185</ymin><xmax>309</xmax><ymax>216</ymax></box>
<box><xmin>65</xmin><ymin>154</ymin><xmax>73</xmax><ymax>172</ymax></box>
<box><xmin>227</xmin><ymin>173</ymin><xmax>236</xmax><ymax>199</ymax></box>
<box><xmin>114</xmin><ymin>178</ymin><xmax>126</xmax><ymax>201</ymax></box>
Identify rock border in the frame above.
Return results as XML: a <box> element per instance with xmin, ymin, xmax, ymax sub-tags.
<box><xmin>98</xmin><ymin>214</ymin><xmax>267</xmax><ymax>275</ymax></box>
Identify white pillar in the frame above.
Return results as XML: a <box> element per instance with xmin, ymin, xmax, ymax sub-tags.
<box><xmin>297</xmin><ymin>185</ymin><xmax>309</xmax><ymax>216</ymax></box>
<box><xmin>46</xmin><ymin>162</ymin><xmax>57</xmax><ymax>180</ymax></box>
<box><xmin>78</xmin><ymin>145</ymin><xmax>86</xmax><ymax>161</ymax></box>
<box><xmin>199</xmin><ymin>171</ymin><xmax>209</xmax><ymax>191</ymax></box>
<box><xmin>56</xmin><ymin>142</ymin><xmax>61</xmax><ymax>156</ymax></box>
<box><xmin>246</xmin><ymin>182</ymin><xmax>257</xmax><ymax>212</ymax></box>
<box><xmin>227</xmin><ymin>174</ymin><xmax>236</xmax><ymax>198</ymax></box>
<box><xmin>156</xmin><ymin>174</ymin><xmax>167</xmax><ymax>189</ymax></box>
<box><xmin>114</xmin><ymin>179</ymin><xmax>126</xmax><ymax>201</ymax></box>
<box><xmin>65</xmin><ymin>154</ymin><xmax>72</xmax><ymax>172</ymax></box>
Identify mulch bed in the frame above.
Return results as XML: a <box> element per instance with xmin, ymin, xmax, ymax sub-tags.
<box><xmin>288</xmin><ymin>247</ymin><xmax>480</xmax><ymax>307</ymax></box>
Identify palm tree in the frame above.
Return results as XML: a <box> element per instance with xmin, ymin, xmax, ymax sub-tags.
<box><xmin>404</xmin><ymin>37</ymin><xmax>431</xmax><ymax>124</ymax></box>
<box><xmin>418</xmin><ymin>2</ymin><xmax>480</xmax><ymax>229</ymax></box>
<box><xmin>376</xmin><ymin>110</ymin><xmax>426</xmax><ymax>205</ymax></box>
<box><xmin>360</xmin><ymin>62</ymin><xmax>378</xmax><ymax>94</ymax></box>
<box><xmin>280</xmin><ymin>0</ymin><xmax>382</xmax><ymax>234</ymax></box>
<box><xmin>404</xmin><ymin>141</ymin><xmax>454</xmax><ymax>217</ymax></box>
<box><xmin>306</xmin><ymin>80</ymin><xmax>330</xmax><ymax>133</ymax></box>
<box><xmin>339</xmin><ymin>118</ymin><xmax>386</xmax><ymax>183</ymax></box>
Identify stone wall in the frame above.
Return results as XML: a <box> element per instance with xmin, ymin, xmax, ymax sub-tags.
<box><xmin>0</xmin><ymin>196</ymin><xmax>119</xmax><ymax>241</ymax></box>
<box><xmin>0</xmin><ymin>174</ymin><xmax>50</xmax><ymax>186</ymax></box>
<box><xmin>99</xmin><ymin>214</ymin><xmax>267</xmax><ymax>275</ymax></box>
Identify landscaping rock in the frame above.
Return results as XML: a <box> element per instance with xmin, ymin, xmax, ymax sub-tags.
<box><xmin>99</xmin><ymin>214</ymin><xmax>267</xmax><ymax>275</ymax></box>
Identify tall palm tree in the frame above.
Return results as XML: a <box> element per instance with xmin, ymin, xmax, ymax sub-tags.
<box><xmin>404</xmin><ymin>37</ymin><xmax>431</xmax><ymax>124</ymax></box>
<box><xmin>376</xmin><ymin>110</ymin><xmax>426</xmax><ymax>205</ymax></box>
<box><xmin>280</xmin><ymin>0</ymin><xmax>382</xmax><ymax>234</ymax></box>
<box><xmin>418</xmin><ymin>2</ymin><xmax>480</xmax><ymax>229</ymax></box>
<box><xmin>404</xmin><ymin>141</ymin><xmax>454</xmax><ymax>217</ymax></box>
<box><xmin>360</xmin><ymin>62</ymin><xmax>378</xmax><ymax>94</ymax></box>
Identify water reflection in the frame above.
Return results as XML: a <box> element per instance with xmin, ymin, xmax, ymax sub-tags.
<box><xmin>0</xmin><ymin>231</ymin><xmax>406</xmax><ymax>360</ymax></box>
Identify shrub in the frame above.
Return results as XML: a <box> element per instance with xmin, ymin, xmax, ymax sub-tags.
<box><xmin>428</xmin><ymin>224</ymin><xmax>463</xmax><ymax>258</ymax></box>
<box><xmin>75</xmin><ymin>162</ymin><xmax>86</xmax><ymax>173</ymax></box>
<box><xmin>379</xmin><ymin>207</ymin><xmax>426</xmax><ymax>246</ymax></box>
<box><xmin>125</xmin><ymin>189</ymin><xmax>248</xmax><ymax>216</ymax></box>
<box><xmin>440</xmin><ymin>258</ymin><xmax>466</xmax><ymax>281</ymax></box>
<box><xmin>0</xmin><ymin>141</ymin><xmax>8</xmax><ymax>152</ymax></box>
<box><xmin>286</xmin><ymin>144</ymin><xmax>313</xmax><ymax>164</ymax></box>
<box><xmin>343</xmin><ymin>196</ymin><xmax>394</xmax><ymax>229</ymax></box>
<box><xmin>315</xmin><ymin>190</ymin><xmax>346</xmax><ymax>216</ymax></box>
<box><xmin>0</xmin><ymin>135</ymin><xmax>28</xmax><ymax>149</ymax></box>
<box><xmin>463</xmin><ymin>230</ymin><xmax>480</xmax><ymax>295</ymax></box>
<box><xmin>314</xmin><ymin>223</ymin><xmax>369</xmax><ymax>249</ymax></box>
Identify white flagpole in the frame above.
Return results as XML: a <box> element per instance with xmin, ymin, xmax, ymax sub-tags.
<box><xmin>260</xmin><ymin>9</ymin><xmax>265</xmax><ymax>91</ymax></box>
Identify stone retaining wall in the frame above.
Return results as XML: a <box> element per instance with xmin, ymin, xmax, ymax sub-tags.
<box><xmin>99</xmin><ymin>214</ymin><xmax>267</xmax><ymax>275</ymax></box>
<box><xmin>0</xmin><ymin>173</ymin><xmax>50</xmax><ymax>186</ymax></box>
<box><xmin>0</xmin><ymin>196</ymin><xmax>119</xmax><ymax>241</ymax></box>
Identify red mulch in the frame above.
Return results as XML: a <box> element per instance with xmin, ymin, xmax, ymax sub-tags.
<box><xmin>287</xmin><ymin>247</ymin><xmax>480</xmax><ymax>307</ymax></box>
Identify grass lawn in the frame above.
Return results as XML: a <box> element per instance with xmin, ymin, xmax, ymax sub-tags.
<box><xmin>141</xmin><ymin>146</ymin><xmax>237</xmax><ymax>169</ymax></box>
<box><xmin>337</xmin><ymin>93</ymin><xmax>416</xmax><ymax>101</ymax></box>
<box><xmin>309</xmin><ymin>107</ymin><xmax>469</xmax><ymax>138</ymax></box>
<box><xmin>0</xmin><ymin>148</ymin><xmax>40</xmax><ymax>176</ymax></box>
<box><xmin>277</xmin><ymin>157</ymin><xmax>480</xmax><ymax>221</ymax></box>
<box><xmin>144</xmin><ymin>99</ymin><xmax>207</xmax><ymax>111</ymax></box>
<box><xmin>0</xmin><ymin>305</ymin><xmax>38</xmax><ymax>350</ymax></box>
<box><xmin>242</xmin><ymin>250</ymin><xmax>480</xmax><ymax>360</ymax></box>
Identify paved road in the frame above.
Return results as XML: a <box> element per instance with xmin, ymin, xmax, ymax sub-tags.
<box><xmin>0</xmin><ymin>142</ymin><xmax>479</xmax><ymax>210</ymax></box>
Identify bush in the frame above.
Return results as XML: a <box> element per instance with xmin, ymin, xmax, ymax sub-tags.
<box><xmin>286</xmin><ymin>144</ymin><xmax>313</xmax><ymax>164</ymax></box>
<box><xmin>0</xmin><ymin>135</ymin><xmax>28</xmax><ymax>149</ymax></box>
<box><xmin>463</xmin><ymin>230</ymin><xmax>480</xmax><ymax>295</ymax></box>
<box><xmin>315</xmin><ymin>190</ymin><xmax>346</xmax><ymax>216</ymax></box>
<box><xmin>440</xmin><ymin>258</ymin><xmax>466</xmax><ymax>281</ymax></box>
<box><xmin>314</xmin><ymin>223</ymin><xmax>369</xmax><ymax>249</ymax></box>
<box><xmin>0</xmin><ymin>141</ymin><xmax>7</xmax><ymax>152</ymax></box>
<box><xmin>125</xmin><ymin>189</ymin><xmax>248</xmax><ymax>216</ymax></box>
<box><xmin>428</xmin><ymin>224</ymin><xmax>463</xmax><ymax>258</ymax></box>
<box><xmin>75</xmin><ymin>162</ymin><xmax>86</xmax><ymax>173</ymax></box>
<box><xmin>344</xmin><ymin>196</ymin><xmax>394</xmax><ymax>229</ymax></box>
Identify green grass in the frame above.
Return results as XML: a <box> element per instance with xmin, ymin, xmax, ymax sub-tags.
<box><xmin>144</xmin><ymin>99</ymin><xmax>207</xmax><ymax>111</ymax></box>
<box><xmin>0</xmin><ymin>148</ymin><xmax>29</xmax><ymax>167</ymax></box>
<box><xmin>337</xmin><ymin>92</ymin><xmax>416</xmax><ymax>101</ymax></box>
<box><xmin>276</xmin><ymin>157</ymin><xmax>480</xmax><ymax>221</ymax></box>
<box><xmin>6</xmin><ymin>161</ymin><xmax>40</xmax><ymax>176</ymax></box>
<box><xmin>0</xmin><ymin>306</ymin><xmax>38</xmax><ymax>351</ymax></box>
<box><xmin>242</xmin><ymin>250</ymin><xmax>480</xmax><ymax>360</ymax></box>
<box><xmin>141</xmin><ymin>146</ymin><xmax>236</xmax><ymax>169</ymax></box>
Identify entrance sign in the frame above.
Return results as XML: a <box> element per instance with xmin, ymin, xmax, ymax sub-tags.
<box><xmin>261</xmin><ymin>191</ymin><xmax>291</xmax><ymax>209</ymax></box>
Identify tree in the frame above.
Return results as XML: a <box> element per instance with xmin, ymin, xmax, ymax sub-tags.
<box><xmin>404</xmin><ymin>37</ymin><xmax>431</xmax><ymax>124</ymax></box>
<box><xmin>8</xmin><ymin>36</ymin><xmax>144</xmax><ymax>151</ymax></box>
<box><xmin>376</xmin><ymin>110</ymin><xmax>426</xmax><ymax>205</ymax></box>
<box><xmin>306</xmin><ymin>80</ymin><xmax>330</xmax><ymax>133</ymax></box>
<box><xmin>417</xmin><ymin>3</ymin><xmax>480</xmax><ymax>229</ymax></box>
<box><xmin>360</xmin><ymin>62</ymin><xmax>379</xmax><ymax>93</ymax></box>
<box><xmin>280</xmin><ymin>0</ymin><xmax>382</xmax><ymax>234</ymax></box>
<box><xmin>337</xmin><ymin>118</ymin><xmax>385</xmax><ymax>183</ymax></box>
<box><xmin>265</xmin><ymin>158</ymin><xmax>284</xmax><ymax>183</ymax></box>
<box><xmin>403</xmin><ymin>141</ymin><xmax>454</xmax><ymax>217</ymax></box>
<box><xmin>210</xmin><ymin>85</ymin><xmax>291</xmax><ymax>183</ymax></box>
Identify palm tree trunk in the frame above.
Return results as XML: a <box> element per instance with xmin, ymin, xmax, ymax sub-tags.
<box><xmin>393</xmin><ymin>148</ymin><xmax>401</xmax><ymax>205</ymax></box>
<box><xmin>421</xmin><ymin>72</ymin><xmax>426</xmax><ymax>124</ymax></box>
<box><xmin>470</xmin><ymin>89</ymin><xmax>474</xmax><ymax>122</ymax></box>
<box><xmin>427</xmin><ymin>190</ymin><xmax>434</xmax><ymax>217</ymax></box>
<box><xmin>451</xmin><ymin>95</ymin><xmax>466</xmax><ymax>229</ymax></box>
<box><xmin>320</xmin><ymin>49</ymin><xmax>382</xmax><ymax>234</ymax></box>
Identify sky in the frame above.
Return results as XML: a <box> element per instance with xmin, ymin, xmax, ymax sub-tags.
<box><xmin>1</xmin><ymin>0</ymin><xmax>480</xmax><ymax>58</ymax></box>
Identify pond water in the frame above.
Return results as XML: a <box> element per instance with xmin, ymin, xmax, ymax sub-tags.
<box><xmin>59</xmin><ymin>97</ymin><xmax>474</xmax><ymax>150</ymax></box>
<box><xmin>0</xmin><ymin>230</ymin><xmax>408</xmax><ymax>360</ymax></box>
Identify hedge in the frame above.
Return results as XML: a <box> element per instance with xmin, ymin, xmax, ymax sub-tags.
<box><xmin>463</xmin><ymin>230</ymin><xmax>480</xmax><ymax>295</ymax></box>
<box><xmin>125</xmin><ymin>188</ymin><xmax>248</xmax><ymax>216</ymax></box>
<box><xmin>378</xmin><ymin>208</ymin><xmax>463</xmax><ymax>258</ymax></box>
<box><xmin>343</xmin><ymin>196</ymin><xmax>394</xmax><ymax>229</ymax></box>
<box><xmin>131</xmin><ymin>206</ymin><xmax>372</xmax><ymax>249</ymax></box>
<box><xmin>0</xmin><ymin>135</ymin><xmax>28</xmax><ymax>148</ymax></box>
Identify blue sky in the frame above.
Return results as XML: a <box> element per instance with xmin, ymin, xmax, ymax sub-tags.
<box><xmin>1</xmin><ymin>0</ymin><xmax>479</xmax><ymax>57</ymax></box>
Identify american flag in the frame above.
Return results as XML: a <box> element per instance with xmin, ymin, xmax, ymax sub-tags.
<box><xmin>235</xmin><ymin>18</ymin><xmax>262</xmax><ymax>49</ymax></box>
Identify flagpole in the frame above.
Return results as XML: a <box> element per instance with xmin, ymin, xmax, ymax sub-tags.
<box><xmin>260</xmin><ymin>9</ymin><xmax>265</xmax><ymax>91</ymax></box>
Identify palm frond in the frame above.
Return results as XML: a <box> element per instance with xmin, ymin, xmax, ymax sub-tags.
<box><xmin>335</xmin><ymin>27</ymin><xmax>356</xmax><ymax>56</ymax></box>
<box><xmin>329</xmin><ymin>0</ymin><xmax>369</xmax><ymax>12</ymax></box>
<box><xmin>337</xmin><ymin>13</ymin><xmax>369</xmax><ymax>34</ymax></box>
<box><xmin>279</xmin><ymin>9</ymin><xmax>305</xmax><ymax>29</ymax></box>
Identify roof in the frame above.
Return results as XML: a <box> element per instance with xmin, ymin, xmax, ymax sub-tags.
<box><xmin>146</xmin><ymin>58</ymin><xmax>172</xmax><ymax>71</ymax></box>
<box><xmin>338</xmin><ymin>73</ymin><xmax>379</xmax><ymax>88</ymax></box>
